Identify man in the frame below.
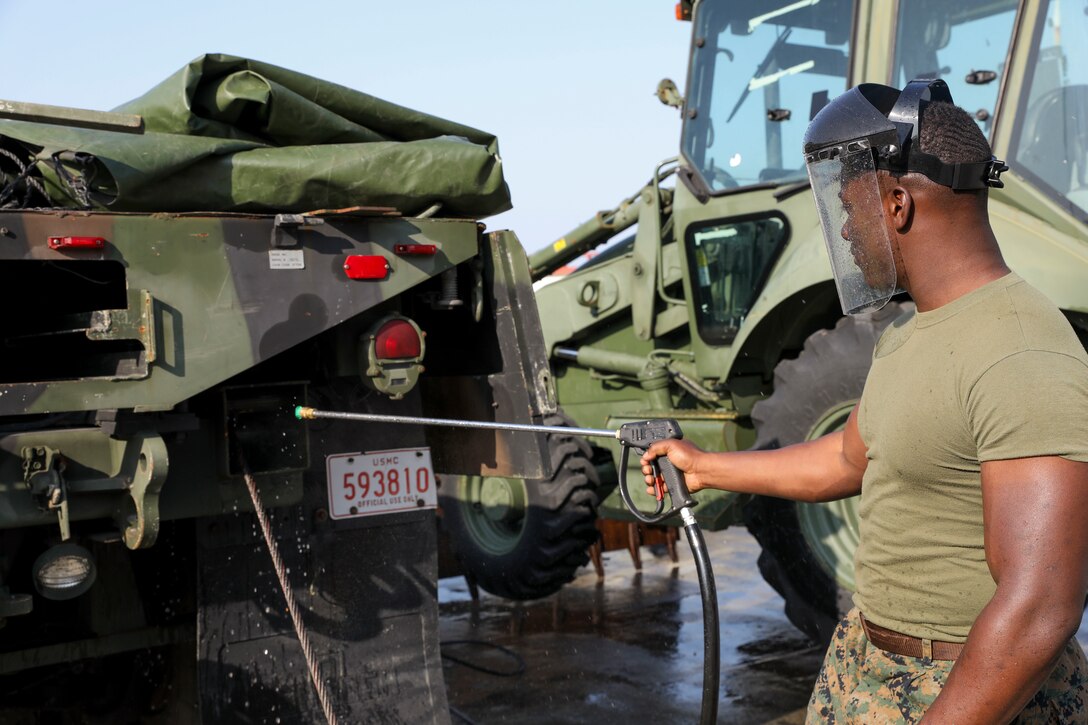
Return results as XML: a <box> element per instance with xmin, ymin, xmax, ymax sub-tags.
<box><xmin>641</xmin><ymin>79</ymin><xmax>1088</xmax><ymax>723</ymax></box>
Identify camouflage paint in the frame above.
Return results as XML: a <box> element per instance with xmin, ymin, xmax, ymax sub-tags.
<box><xmin>0</xmin><ymin>210</ymin><xmax>479</xmax><ymax>415</ymax></box>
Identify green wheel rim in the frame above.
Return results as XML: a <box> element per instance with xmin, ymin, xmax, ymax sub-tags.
<box><xmin>458</xmin><ymin>475</ymin><xmax>529</xmax><ymax>556</ymax></box>
<box><xmin>796</xmin><ymin>400</ymin><xmax>861</xmax><ymax>591</ymax></box>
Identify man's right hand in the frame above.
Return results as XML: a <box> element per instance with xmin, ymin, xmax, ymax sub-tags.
<box><xmin>641</xmin><ymin>439</ymin><xmax>710</xmax><ymax>494</ymax></box>
<box><xmin>636</xmin><ymin>405</ymin><xmax>867</xmax><ymax>503</ymax></box>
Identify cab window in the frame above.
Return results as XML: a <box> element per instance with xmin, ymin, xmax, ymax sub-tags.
<box><xmin>1009</xmin><ymin>0</ymin><xmax>1088</xmax><ymax>219</ymax></box>
<box><xmin>686</xmin><ymin>214</ymin><xmax>788</xmax><ymax>344</ymax></box>
<box><xmin>682</xmin><ymin>0</ymin><xmax>854</xmax><ymax>193</ymax></box>
<box><xmin>893</xmin><ymin>0</ymin><xmax>1019</xmax><ymax>137</ymax></box>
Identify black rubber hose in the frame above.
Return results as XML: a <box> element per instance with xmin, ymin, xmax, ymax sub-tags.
<box><xmin>618</xmin><ymin>441</ymin><xmax>719</xmax><ymax>721</ymax></box>
<box><xmin>683</xmin><ymin>518</ymin><xmax>720</xmax><ymax>725</ymax></box>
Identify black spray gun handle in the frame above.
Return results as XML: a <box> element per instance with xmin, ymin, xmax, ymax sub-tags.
<box><xmin>616</xmin><ymin>419</ymin><xmax>696</xmax><ymax>524</ymax></box>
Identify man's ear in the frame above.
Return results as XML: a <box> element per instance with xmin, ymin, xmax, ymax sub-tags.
<box><xmin>888</xmin><ymin>186</ymin><xmax>913</xmax><ymax>232</ymax></box>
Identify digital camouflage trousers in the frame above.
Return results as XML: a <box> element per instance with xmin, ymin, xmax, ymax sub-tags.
<box><xmin>806</xmin><ymin>608</ymin><xmax>1088</xmax><ymax>723</ymax></box>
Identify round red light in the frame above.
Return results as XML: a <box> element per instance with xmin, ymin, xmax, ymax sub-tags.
<box><xmin>374</xmin><ymin>319</ymin><xmax>422</xmax><ymax>360</ymax></box>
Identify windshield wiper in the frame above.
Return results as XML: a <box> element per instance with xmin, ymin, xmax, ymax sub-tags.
<box><xmin>748</xmin><ymin>0</ymin><xmax>820</xmax><ymax>33</ymax></box>
<box><xmin>749</xmin><ymin>60</ymin><xmax>815</xmax><ymax>90</ymax></box>
<box><xmin>727</xmin><ymin>27</ymin><xmax>792</xmax><ymax>123</ymax></box>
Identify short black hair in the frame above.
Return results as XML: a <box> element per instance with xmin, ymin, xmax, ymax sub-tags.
<box><xmin>919</xmin><ymin>102</ymin><xmax>992</xmax><ymax>165</ymax></box>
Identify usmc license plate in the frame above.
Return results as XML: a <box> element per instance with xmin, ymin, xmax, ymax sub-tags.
<box><xmin>326</xmin><ymin>447</ymin><xmax>437</xmax><ymax>519</ymax></box>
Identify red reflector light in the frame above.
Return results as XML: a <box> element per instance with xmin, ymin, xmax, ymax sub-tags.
<box><xmin>375</xmin><ymin>319</ymin><xmax>422</xmax><ymax>359</ymax></box>
<box><xmin>394</xmin><ymin>244</ymin><xmax>437</xmax><ymax>256</ymax></box>
<box><xmin>344</xmin><ymin>255</ymin><xmax>390</xmax><ymax>279</ymax></box>
<box><xmin>48</xmin><ymin>236</ymin><xmax>105</xmax><ymax>250</ymax></box>
<box><xmin>675</xmin><ymin>2</ymin><xmax>692</xmax><ymax>20</ymax></box>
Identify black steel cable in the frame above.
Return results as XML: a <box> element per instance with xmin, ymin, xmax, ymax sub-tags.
<box><xmin>237</xmin><ymin>450</ymin><xmax>339</xmax><ymax>725</ymax></box>
<box><xmin>47</xmin><ymin>151</ymin><xmax>93</xmax><ymax>209</ymax></box>
<box><xmin>441</xmin><ymin>639</ymin><xmax>526</xmax><ymax>677</ymax></box>
<box><xmin>0</xmin><ymin>147</ymin><xmax>44</xmax><ymax>208</ymax></box>
<box><xmin>448</xmin><ymin>704</ymin><xmax>480</xmax><ymax>725</ymax></box>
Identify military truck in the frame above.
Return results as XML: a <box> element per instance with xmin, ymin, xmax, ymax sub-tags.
<box><xmin>0</xmin><ymin>55</ymin><xmax>556</xmax><ymax>723</ymax></box>
<box><xmin>440</xmin><ymin>0</ymin><xmax>1088</xmax><ymax>643</ymax></box>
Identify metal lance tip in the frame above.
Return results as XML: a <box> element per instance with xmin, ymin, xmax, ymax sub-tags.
<box><xmin>295</xmin><ymin>406</ymin><xmax>315</xmax><ymax>420</ymax></box>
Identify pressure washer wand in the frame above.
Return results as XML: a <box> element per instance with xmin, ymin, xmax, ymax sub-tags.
<box><xmin>295</xmin><ymin>407</ymin><xmax>694</xmax><ymax>521</ymax></box>
<box><xmin>295</xmin><ymin>406</ymin><xmax>720</xmax><ymax>725</ymax></box>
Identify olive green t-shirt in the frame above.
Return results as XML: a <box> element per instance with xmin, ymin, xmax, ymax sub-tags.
<box><xmin>854</xmin><ymin>273</ymin><xmax>1088</xmax><ymax>642</ymax></box>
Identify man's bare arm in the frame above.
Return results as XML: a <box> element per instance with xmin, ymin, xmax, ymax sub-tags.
<box><xmin>921</xmin><ymin>456</ymin><xmax>1088</xmax><ymax>724</ymax></box>
<box><xmin>639</xmin><ymin>406</ymin><xmax>868</xmax><ymax>503</ymax></box>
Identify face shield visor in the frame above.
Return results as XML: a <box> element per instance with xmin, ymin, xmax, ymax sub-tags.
<box><xmin>806</xmin><ymin>140</ymin><xmax>901</xmax><ymax>315</ymax></box>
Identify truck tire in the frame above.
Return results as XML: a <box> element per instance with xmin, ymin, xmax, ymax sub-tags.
<box><xmin>743</xmin><ymin>303</ymin><xmax>910</xmax><ymax>645</ymax></box>
<box><xmin>441</xmin><ymin>413</ymin><xmax>600</xmax><ymax>600</ymax></box>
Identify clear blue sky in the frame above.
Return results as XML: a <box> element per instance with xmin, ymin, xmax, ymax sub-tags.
<box><xmin>0</xmin><ymin>1</ymin><xmax>693</xmax><ymax>253</ymax></box>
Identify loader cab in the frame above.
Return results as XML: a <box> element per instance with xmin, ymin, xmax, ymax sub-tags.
<box><xmin>677</xmin><ymin>0</ymin><xmax>855</xmax><ymax>358</ymax></box>
<box><xmin>680</xmin><ymin>0</ymin><xmax>1026</xmax><ymax>201</ymax></box>
<box><xmin>525</xmin><ymin>0</ymin><xmax>1088</xmax><ymax>646</ymax></box>
<box><xmin>665</xmin><ymin>0</ymin><xmax>1088</xmax><ymax>640</ymax></box>
<box><xmin>1007</xmin><ymin>1</ymin><xmax>1088</xmax><ymax>222</ymax></box>
<box><xmin>680</xmin><ymin>0</ymin><xmax>853</xmax><ymax>195</ymax></box>
<box><xmin>675</xmin><ymin>0</ymin><xmax>1087</xmax><ymax>383</ymax></box>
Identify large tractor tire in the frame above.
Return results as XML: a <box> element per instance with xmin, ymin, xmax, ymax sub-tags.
<box><xmin>440</xmin><ymin>413</ymin><xmax>600</xmax><ymax>600</ymax></box>
<box><xmin>744</xmin><ymin>303</ymin><xmax>910</xmax><ymax>645</ymax></box>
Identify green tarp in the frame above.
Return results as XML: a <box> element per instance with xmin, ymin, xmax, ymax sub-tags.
<box><xmin>0</xmin><ymin>54</ymin><xmax>511</xmax><ymax>217</ymax></box>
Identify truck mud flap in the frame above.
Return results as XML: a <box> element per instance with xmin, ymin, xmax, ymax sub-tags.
<box><xmin>422</xmin><ymin>229</ymin><xmax>556</xmax><ymax>480</ymax></box>
<box><xmin>196</xmin><ymin>417</ymin><xmax>450</xmax><ymax>724</ymax></box>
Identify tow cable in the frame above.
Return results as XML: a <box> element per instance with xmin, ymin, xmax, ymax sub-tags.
<box><xmin>295</xmin><ymin>407</ymin><xmax>720</xmax><ymax>725</ymax></box>
<box><xmin>231</xmin><ymin>433</ymin><xmax>340</xmax><ymax>725</ymax></box>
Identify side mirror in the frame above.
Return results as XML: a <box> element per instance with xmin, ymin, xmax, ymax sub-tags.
<box><xmin>656</xmin><ymin>79</ymin><xmax>684</xmax><ymax>110</ymax></box>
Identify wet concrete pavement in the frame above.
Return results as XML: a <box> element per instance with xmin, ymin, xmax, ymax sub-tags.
<box><xmin>440</xmin><ymin>526</ymin><xmax>1088</xmax><ymax>724</ymax></box>
<box><xmin>439</xmin><ymin>527</ymin><xmax>824</xmax><ymax>724</ymax></box>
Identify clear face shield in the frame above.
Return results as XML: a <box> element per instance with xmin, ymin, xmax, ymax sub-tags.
<box><xmin>806</xmin><ymin>143</ymin><xmax>901</xmax><ymax>315</ymax></box>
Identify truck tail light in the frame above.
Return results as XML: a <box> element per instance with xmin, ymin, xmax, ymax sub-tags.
<box><xmin>375</xmin><ymin>318</ymin><xmax>422</xmax><ymax>359</ymax></box>
<box><xmin>394</xmin><ymin>244</ymin><xmax>437</xmax><ymax>256</ymax></box>
<box><xmin>49</xmin><ymin>236</ymin><xmax>106</xmax><ymax>250</ymax></box>
<box><xmin>360</xmin><ymin>315</ymin><xmax>426</xmax><ymax>400</ymax></box>
<box><xmin>344</xmin><ymin>255</ymin><xmax>390</xmax><ymax>279</ymax></box>
<box><xmin>33</xmin><ymin>543</ymin><xmax>97</xmax><ymax>600</ymax></box>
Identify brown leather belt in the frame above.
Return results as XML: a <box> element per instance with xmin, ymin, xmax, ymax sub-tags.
<box><xmin>859</xmin><ymin>612</ymin><xmax>964</xmax><ymax>661</ymax></box>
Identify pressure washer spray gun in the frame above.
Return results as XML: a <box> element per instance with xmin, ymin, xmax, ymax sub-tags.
<box><xmin>294</xmin><ymin>407</ymin><xmax>720</xmax><ymax>725</ymax></box>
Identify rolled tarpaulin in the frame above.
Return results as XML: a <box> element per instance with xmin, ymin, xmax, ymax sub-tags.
<box><xmin>0</xmin><ymin>53</ymin><xmax>511</xmax><ymax>218</ymax></box>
